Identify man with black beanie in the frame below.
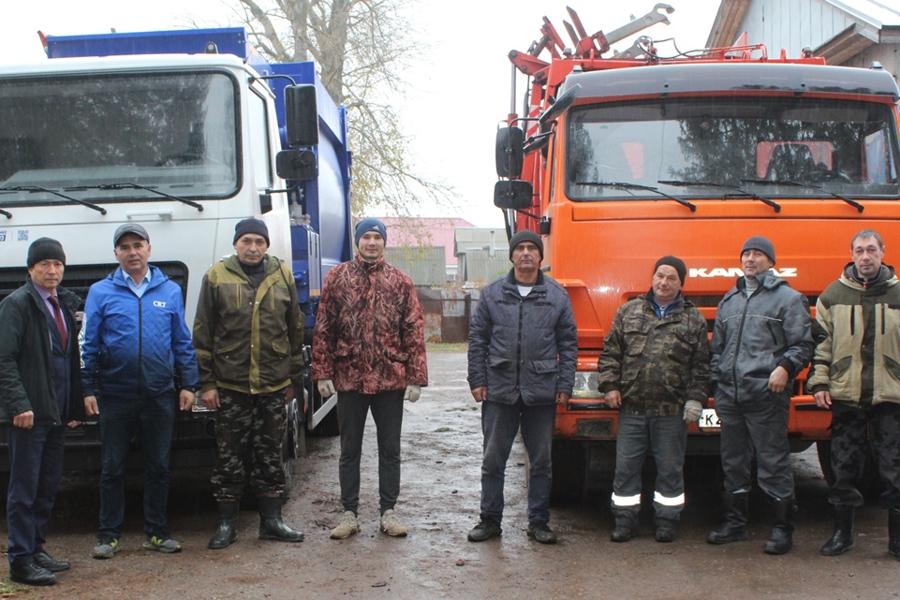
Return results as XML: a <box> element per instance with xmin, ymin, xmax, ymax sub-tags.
<box><xmin>598</xmin><ymin>255</ymin><xmax>709</xmax><ymax>543</ymax></box>
<box><xmin>194</xmin><ymin>217</ymin><xmax>306</xmax><ymax>549</ymax></box>
<box><xmin>0</xmin><ymin>238</ymin><xmax>84</xmax><ymax>585</ymax></box>
<box><xmin>708</xmin><ymin>236</ymin><xmax>814</xmax><ymax>555</ymax></box>
<box><xmin>467</xmin><ymin>229</ymin><xmax>577</xmax><ymax>544</ymax></box>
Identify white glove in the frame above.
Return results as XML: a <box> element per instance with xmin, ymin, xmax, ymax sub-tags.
<box><xmin>404</xmin><ymin>384</ymin><xmax>421</xmax><ymax>403</ymax></box>
<box><xmin>683</xmin><ymin>400</ymin><xmax>703</xmax><ymax>424</ymax></box>
<box><xmin>317</xmin><ymin>379</ymin><xmax>336</xmax><ymax>398</ymax></box>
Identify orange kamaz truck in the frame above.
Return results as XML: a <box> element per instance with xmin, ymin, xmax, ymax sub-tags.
<box><xmin>494</xmin><ymin>5</ymin><xmax>900</xmax><ymax>499</ymax></box>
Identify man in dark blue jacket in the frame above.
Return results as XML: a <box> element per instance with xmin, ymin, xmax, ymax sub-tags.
<box><xmin>467</xmin><ymin>230</ymin><xmax>578</xmax><ymax>544</ymax></box>
<box><xmin>0</xmin><ymin>238</ymin><xmax>84</xmax><ymax>586</ymax></box>
<box><xmin>82</xmin><ymin>223</ymin><xmax>199</xmax><ymax>559</ymax></box>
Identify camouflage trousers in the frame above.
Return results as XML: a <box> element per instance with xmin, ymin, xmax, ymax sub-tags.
<box><xmin>211</xmin><ymin>390</ymin><xmax>287</xmax><ymax>501</ymax></box>
<box><xmin>829</xmin><ymin>401</ymin><xmax>900</xmax><ymax>509</ymax></box>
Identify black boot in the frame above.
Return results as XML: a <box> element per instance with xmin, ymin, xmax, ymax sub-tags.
<box><xmin>208</xmin><ymin>501</ymin><xmax>240</xmax><ymax>550</ymax></box>
<box><xmin>820</xmin><ymin>505</ymin><xmax>854</xmax><ymax>556</ymax></box>
<box><xmin>258</xmin><ymin>497</ymin><xmax>304</xmax><ymax>542</ymax></box>
<box><xmin>764</xmin><ymin>496</ymin><xmax>794</xmax><ymax>555</ymax></box>
<box><xmin>707</xmin><ymin>492</ymin><xmax>749</xmax><ymax>544</ymax></box>
<box><xmin>889</xmin><ymin>507</ymin><xmax>900</xmax><ymax>560</ymax></box>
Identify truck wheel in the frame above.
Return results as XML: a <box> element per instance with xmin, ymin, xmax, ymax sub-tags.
<box><xmin>550</xmin><ymin>439</ymin><xmax>586</xmax><ymax>503</ymax></box>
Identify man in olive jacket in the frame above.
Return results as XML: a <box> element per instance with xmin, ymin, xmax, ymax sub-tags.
<box><xmin>0</xmin><ymin>238</ymin><xmax>84</xmax><ymax>586</ymax></box>
<box><xmin>193</xmin><ymin>218</ymin><xmax>305</xmax><ymax>549</ymax></box>
<box><xmin>809</xmin><ymin>229</ymin><xmax>900</xmax><ymax>560</ymax></box>
<box><xmin>599</xmin><ymin>256</ymin><xmax>709</xmax><ymax>544</ymax></box>
<box><xmin>467</xmin><ymin>230</ymin><xmax>578</xmax><ymax>545</ymax></box>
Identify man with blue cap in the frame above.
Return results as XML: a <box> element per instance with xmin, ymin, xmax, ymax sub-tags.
<box><xmin>312</xmin><ymin>217</ymin><xmax>427</xmax><ymax>539</ymax></box>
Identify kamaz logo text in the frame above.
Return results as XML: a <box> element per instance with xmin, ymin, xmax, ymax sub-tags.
<box><xmin>689</xmin><ymin>268</ymin><xmax>797</xmax><ymax>278</ymax></box>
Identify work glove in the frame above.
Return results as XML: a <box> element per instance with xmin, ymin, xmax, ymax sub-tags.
<box><xmin>404</xmin><ymin>384</ymin><xmax>421</xmax><ymax>403</ymax></box>
<box><xmin>317</xmin><ymin>379</ymin><xmax>336</xmax><ymax>398</ymax></box>
<box><xmin>683</xmin><ymin>399</ymin><xmax>703</xmax><ymax>424</ymax></box>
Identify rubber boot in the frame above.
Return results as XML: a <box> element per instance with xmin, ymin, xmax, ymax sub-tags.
<box><xmin>763</xmin><ymin>496</ymin><xmax>794</xmax><ymax>555</ymax></box>
<box><xmin>889</xmin><ymin>507</ymin><xmax>900</xmax><ymax>560</ymax></box>
<box><xmin>707</xmin><ymin>491</ymin><xmax>749</xmax><ymax>544</ymax></box>
<box><xmin>819</xmin><ymin>506</ymin><xmax>854</xmax><ymax>556</ymax></box>
<box><xmin>208</xmin><ymin>501</ymin><xmax>240</xmax><ymax>550</ymax></box>
<box><xmin>258</xmin><ymin>497</ymin><xmax>304</xmax><ymax>542</ymax></box>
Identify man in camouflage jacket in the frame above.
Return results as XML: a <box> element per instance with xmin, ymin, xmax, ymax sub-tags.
<box><xmin>193</xmin><ymin>218</ymin><xmax>305</xmax><ymax>549</ymax></box>
<box><xmin>598</xmin><ymin>256</ymin><xmax>709</xmax><ymax>544</ymax></box>
<box><xmin>809</xmin><ymin>229</ymin><xmax>900</xmax><ymax>560</ymax></box>
<box><xmin>312</xmin><ymin>218</ymin><xmax>427</xmax><ymax>540</ymax></box>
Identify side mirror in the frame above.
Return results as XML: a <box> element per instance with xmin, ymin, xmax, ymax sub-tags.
<box><xmin>495</xmin><ymin>126</ymin><xmax>525</xmax><ymax>178</ymax></box>
<box><xmin>494</xmin><ymin>180</ymin><xmax>533</xmax><ymax>210</ymax></box>
<box><xmin>284</xmin><ymin>84</ymin><xmax>319</xmax><ymax>147</ymax></box>
<box><xmin>276</xmin><ymin>149</ymin><xmax>318</xmax><ymax>181</ymax></box>
<box><xmin>539</xmin><ymin>83</ymin><xmax>582</xmax><ymax>126</ymax></box>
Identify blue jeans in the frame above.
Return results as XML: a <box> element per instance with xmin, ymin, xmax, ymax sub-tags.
<box><xmin>480</xmin><ymin>399</ymin><xmax>555</xmax><ymax>525</ymax></box>
<box><xmin>336</xmin><ymin>391</ymin><xmax>404</xmax><ymax>514</ymax></box>
<box><xmin>98</xmin><ymin>392</ymin><xmax>175</xmax><ymax>540</ymax></box>
<box><xmin>6</xmin><ymin>423</ymin><xmax>65</xmax><ymax>567</ymax></box>
<box><xmin>611</xmin><ymin>413</ymin><xmax>687</xmax><ymax>528</ymax></box>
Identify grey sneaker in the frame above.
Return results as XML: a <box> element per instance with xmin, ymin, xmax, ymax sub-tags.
<box><xmin>143</xmin><ymin>535</ymin><xmax>182</xmax><ymax>553</ymax></box>
<box><xmin>92</xmin><ymin>537</ymin><xmax>121</xmax><ymax>559</ymax></box>
<box><xmin>380</xmin><ymin>509</ymin><xmax>408</xmax><ymax>537</ymax></box>
<box><xmin>330</xmin><ymin>511</ymin><xmax>360</xmax><ymax>539</ymax></box>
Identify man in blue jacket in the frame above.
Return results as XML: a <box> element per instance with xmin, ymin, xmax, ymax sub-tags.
<box><xmin>0</xmin><ymin>238</ymin><xmax>84</xmax><ymax>586</ymax></box>
<box><xmin>467</xmin><ymin>230</ymin><xmax>578</xmax><ymax>544</ymax></box>
<box><xmin>82</xmin><ymin>223</ymin><xmax>199</xmax><ymax>559</ymax></box>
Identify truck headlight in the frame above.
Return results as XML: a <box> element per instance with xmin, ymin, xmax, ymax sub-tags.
<box><xmin>571</xmin><ymin>371</ymin><xmax>602</xmax><ymax>399</ymax></box>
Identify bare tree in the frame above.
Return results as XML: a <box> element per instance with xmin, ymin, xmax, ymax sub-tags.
<box><xmin>235</xmin><ymin>0</ymin><xmax>450</xmax><ymax>216</ymax></box>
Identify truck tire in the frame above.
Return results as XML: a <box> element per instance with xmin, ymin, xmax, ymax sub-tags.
<box><xmin>550</xmin><ymin>439</ymin><xmax>586</xmax><ymax>503</ymax></box>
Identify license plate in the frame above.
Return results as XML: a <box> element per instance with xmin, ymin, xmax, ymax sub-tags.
<box><xmin>698</xmin><ymin>409</ymin><xmax>721</xmax><ymax>429</ymax></box>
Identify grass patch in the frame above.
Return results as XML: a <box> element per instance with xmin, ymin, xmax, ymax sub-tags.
<box><xmin>426</xmin><ymin>342</ymin><xmax>467</xmax><ymax>354</ymax></box>
<box><xmin>0</xmin><ymin>578</ymin><xmax>30</xmax><ymax>594</ymax></box>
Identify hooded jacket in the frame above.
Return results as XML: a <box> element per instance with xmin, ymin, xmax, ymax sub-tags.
<box><xmin>81</xmin><ymin>265</ymin><xmax>199</xmax><ymax>399</ymax></box>
<box><xmin>194</xmin><ymin>254</ymin><xmax>305</xmax><ymax>395</ymax></box>
<box><xmin>467</xmin><ymin>269</ymin><xmax>578</xmax><ymax>405</ymax></box>
<box><xmin>710</xmin><ymin>270</ymin><xmax>814</xmax><ymax>404</ymax></box>
<box><xmin>598</xmin><ymin>291</ymin><xmax>709</xmax><ymax>416</ymax></box>
<box><xmin>311</xmin><ymin>254</ymin><xmax>427</xmax><ymax>394</ymax></box>
<box><xmin>0</xmin><ymin>280</ymin><xmax>85</xmax><ymax>424</ymax></box>
<box><xmin>808</xmin><ymin>263</ymin><xmax>900</xmax><ymax>409</ymax></box>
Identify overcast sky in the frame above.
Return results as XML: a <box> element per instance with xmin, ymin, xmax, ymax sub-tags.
<box><xmin>2</xmin><ymin>0</ymin><xmax>723</xmax><ymax>226</ymax></box>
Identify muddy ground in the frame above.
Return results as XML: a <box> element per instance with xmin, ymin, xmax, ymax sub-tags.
<box><xmin>4</xmin><ymin>350</ymin><xmax>900</xmax><ymax>599</ymax></box>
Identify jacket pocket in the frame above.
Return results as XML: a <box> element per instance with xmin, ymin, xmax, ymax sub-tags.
<box><xmin>216</xmin><ymin>341</ymin><xmax>243</xmax><ymax>356</ymax></box>
<box><xmin>830</xmin><ymin>355</ymin><xmax>853</xmax><ymax>382</ymax></box>
<box><xmin>532</xmin><ymin>359</ymin><xmax>559</xmax><ymax>374</ymax></box>
<box><xmin>884</xmin><ymin>356</ymin><xmax>900</xmax><ymax>383</ymax></box>
<box><xmin>384</xmin><ymin>349</ymin><xmax>410</xmax><ymax>363</ymax></box>
<box><xmin>488</xmin><ymin>356</ymin><xmax>512</xmax><ymax>369</ymax></box>
<box><xmin>272</xmin><ymin>340</ymin><xmax>289</xmax><ymax>355</ymax></box>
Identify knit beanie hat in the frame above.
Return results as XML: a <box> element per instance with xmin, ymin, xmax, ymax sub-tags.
<box><xmin>741</xmin><ymin>236</ymin><xmax>776</xmax><ymax>264</ymax></box>
<box><xmin>233</xmin><ymin>218</ymin><xmax>270</xmax><ymax>246</ymax></box>
<box><xmin>355</xmin><ymin>218</ymin><xmax>387</xmax><ymax>248</ymax></box>
<box><xmin>27</xmin><ymin>237</ymin><xmax>66</xmax><ymax>268</ymax></box>
<box><xmin>654</xmin><ymin>255</ymin><xmax>686</xmax><ymax>285</ymax></box>
<box><xmin>508</xmin><ymin>230</ymin><xmax>543</xmax><ymax>260</ymax></box>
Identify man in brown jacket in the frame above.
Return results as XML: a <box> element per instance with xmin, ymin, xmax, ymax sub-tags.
<box><xmin>312</xmin><ymin>217</ymin><xmax>427</xmax><ymax>540</ymax></box>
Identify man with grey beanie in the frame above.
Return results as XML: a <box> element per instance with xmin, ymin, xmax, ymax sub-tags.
<box><xmin>708</xmin><ymin>236</ymin><xmax>814</xmax><ymax>555</ymax></box>
<box><xmin>467</xmin><ymin>229</ymin><xmax>577</xmax><ymax>544</ymax></box>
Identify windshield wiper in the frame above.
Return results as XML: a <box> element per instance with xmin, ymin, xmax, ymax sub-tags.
<box><xmin>66</xmin><ymin>183</ymin><xmax>203</xmax><ymax>212</ymax></box>
<box><xmin>575</xmin><ymin>181</ymin><xmax>696</xmax><ymax>212</ymax></box>
<box><xmin>0</xmin><ymin>185</ymin><xmax>107</xmax><ymax>215</ymax></box>
<box><xmin>741</xmin><ymin>178</ymin><xmax>864</xmax><ymax>214</ymax></box>
<box><xmin>659</xmin><ymin>179</ymin><xmax>781</xmax><ymax>213</ymax></box>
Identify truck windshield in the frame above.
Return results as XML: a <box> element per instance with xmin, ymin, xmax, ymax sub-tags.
<box><xmin>566</xmin><ymin>96</ymin><xmax>900</xmax><ymax>202</ymax></box>
<box><xmin>0</xmin><ymin>71</ymin><xmax>238</xmax><ymax>206</ymax></box>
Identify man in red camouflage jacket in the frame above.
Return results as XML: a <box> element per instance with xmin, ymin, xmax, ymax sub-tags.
<box><xmin>312</xmin><ymin>217</ymin><xmax>427</xmax><ymax>540</ymax></box>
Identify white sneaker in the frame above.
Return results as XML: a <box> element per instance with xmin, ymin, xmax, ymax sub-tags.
<box><xmin>380</xmin><ymin>509</ymin><xmax>408</xmax><ymax>537</ymax></box>
<box><xmin>330</xmin><ymin>511</ymin><xmax>360</xmax><ymax>539</ymax></box>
